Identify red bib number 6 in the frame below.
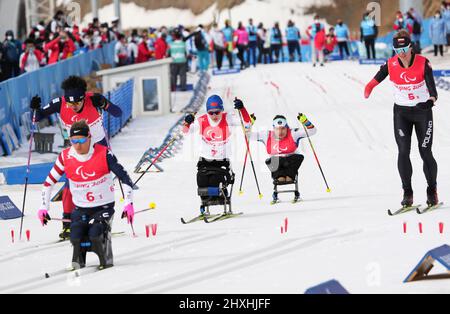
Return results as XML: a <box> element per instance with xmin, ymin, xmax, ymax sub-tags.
<box><xmin>87</xmin><ymin>192</ymin><xmax>95</xmax><ymax>202</ymax></box>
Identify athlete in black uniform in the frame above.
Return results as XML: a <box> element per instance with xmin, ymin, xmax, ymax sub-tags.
<box><xmin>364</xmin><ymin>30</ymin><xmax>439</xmax><ymax>207</ymax></box>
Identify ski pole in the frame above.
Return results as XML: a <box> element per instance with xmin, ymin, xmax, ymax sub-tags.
<box><xmin>132</xmin><ymin>113</ymin><xmax>196</xmax><ymax>187</ymax></box>
<box><xmin>19</xmin><ymin>110</ymin><xmax>37</xmax><ymax>240</ymax></box>
<box><xmin>132</xmin><ymin>134</ymin><xmax>180</xmax><ymax>187</ymax></box>
<box><xmin>101</xmin><ymin>108</ymin><xmax>126</xmax><ymax>201</ymax></box>
<box><xmin>49</xmin><ymin>218</ymin><xmax>72</xmax><ymax>223</ymax></box>
<box><xmin>102</xmin><ymin>112</ymin><xmax>133</xmax><ymax>234</ymax></box>
<box><xmin>300</xmin><ymin>114</ymin><xmax>331</xmax><ymax>193</ymax></box>
<box><xmin>237</xmin><ymin>107</ymin><xmax>263</xmax><ymax>199</ymax></box>
<box><xmin>238</xmin><ymin>113</ymin><xmax>256</xmax><ymax>196</ymax></box>
<box><xmin>238</xmin><ymin>151</ymin><xmax>249</xmax><ymax>196</ymax></box>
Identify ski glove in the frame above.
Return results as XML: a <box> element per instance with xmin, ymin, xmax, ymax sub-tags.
<box><xmin>91</xmin><ymin>94</ymin><xmax>107</xmax><ymax>109</ymax></box>
<box><xmin>297</xmin><ymin>113</ymin><xmax>308</xmax><ymax>124</ymax></box>
<box><xmin>30</xmin><ymin>95</ymin><xmax>42</xmax><ymax>110</ymax></box>
<box><xmin>234</xmin><ymin>98</ymin><xmax>244</xmax><ymax>110</ymax></box>
<box><xmin>122</xmin><ymin>204</ymin><xmax>135</xmax><ymax>224</ymax></box>
<box><xmin>298</xmin><ymin>113</ymin><xmax>313</xmax><ymax>129</ymax></box>
<box><xmin>250</xmin><ymin>113</ymin><xmax>257</xmax><ymax>125</ymax></box>
<box><xmin>364</xmin><ymin>79</ymin><xmax>379</xmax><ymax>99</ymax></box>
<box><xmin>416</xmin><ymin>99</ymin><xmax>434</xmax><ymax>110</ymax></box>
<box><xmin>184</xmin><ymin>113</ymin><xmax>195</xmax><ymax>125</ymax></box>
<box><xmin>38</xmin><ymin>209</ymin><xmax>51</xmax><ymax>226</ymax></box>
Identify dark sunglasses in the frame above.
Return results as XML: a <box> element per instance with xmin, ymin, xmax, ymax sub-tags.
<box><xmin>208</xmin><ymin>111</ymin><xmax>222</xmax><ymax>116</ymax></box>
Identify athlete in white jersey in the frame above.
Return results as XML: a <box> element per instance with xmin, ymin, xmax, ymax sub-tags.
<box><xmin>38</xmin><ymin>120</ymin><xmax>135</xmax><ymax>269</ymax></box>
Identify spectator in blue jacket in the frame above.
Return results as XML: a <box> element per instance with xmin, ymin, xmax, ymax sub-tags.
<box><xmin>335</xmin><ymin>19</ymin><xmax>350</xmax><ymax>59</ymax></box>
<box><xmin>430</xmin><ymin>10</ymin><xmax>447</xmax><ymax>57</ymax></box>
<box><xmin>442</xmin><ymin>1</ymin><xmax>450</xmax><ymax>46</ymax></box>
<box><xmin>360</xmin><ymin>12</ymin><xmax>378</xmax><ymax>59</ymax></box>
<box><xmin>270</xmin><ymin>22</ymin><xmax>283</xmax><ymax>63</ymax></box>
<box><xmin>247</xmin><ymin>18</ymin><xmax>258</xmax><ymax>67</ymax></box>
<box><xmin>286</xmin><ymin>20</ymin><xmax>302</xmax><ymax>62</ymax></box>
<box><xmin>222</xmin><ymin>20</ymin><xmax>235</xmax><ymax>69</ymax></box>
<box><xmin>0</xmin><ymin>42</ymin><xmax>4</xmax><ymax>82</ymax></box>
<box><xmin>1</xmin><ymin>30</ymin><xmax>22</xmax><ymax>80</ymax></box>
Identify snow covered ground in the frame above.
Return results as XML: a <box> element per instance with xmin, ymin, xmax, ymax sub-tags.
<box><xmin>0</xmin><ymin>58</ymin><xmax>450</xmax><ymax>294</ymax></box>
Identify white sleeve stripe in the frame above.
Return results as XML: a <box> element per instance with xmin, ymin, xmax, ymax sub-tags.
<box><xmin>55</xmin><ymin>159</ymin><xmax>64</xmax><ymax>171</ymax></box>
<box><xmin>49</xmin><ymin>169</ymin><xmax>62</xmax><ymax>182</ymax></box>
<box><xmin>46</xmin><ymin>176</ymin><xmax>57</xmax><ymax>185</ymax></box>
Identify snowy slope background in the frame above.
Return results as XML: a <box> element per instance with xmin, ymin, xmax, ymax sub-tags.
<box><xmin>56</xmin><ymin>0</ymin><xmax>334</xmax><ymax>30</ymax></box>
<box><xmin>0</xmin><ymin>54</ymin><xmax>450</xmax><ymax>293</ymax></box>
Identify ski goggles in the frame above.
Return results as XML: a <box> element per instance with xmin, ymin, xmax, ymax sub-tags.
<box><xmin>66</xmin><ymin>100</ymin><xmax>83</xmax><ymax>107</ymax></box>
<box><xmin>70</xmin><ymin>137</ymin><xmax>89</xmax><ymax>145</ymax></box>
<box><xmin>208</xmin><ymin>110</ymin><xmax>222</xmax><ymax>116</ymax></box>
<box><xmin>273</xmin><ymin>117</ymin><xmax>288</xmax><ymax>128</ymax></box>
<box><xmin>393</xmin><ymin>44</ymin><xmax>411</xmax><ymax>55</ymax></box>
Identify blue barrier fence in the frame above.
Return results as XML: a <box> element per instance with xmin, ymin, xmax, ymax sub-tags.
<box><xmin>0</xmin><ymin>79</ymin><xmax>133</xmax><ymax>185</ymax></box>
<box><xmin>0</xmin><ymin>42</ymin><xmax>116</xmax><ymax>156</ymax></box>
<box><xmin>104</xmin><ymin>79</ymin><xmax>134</xmax><ymax>140</ymax></box>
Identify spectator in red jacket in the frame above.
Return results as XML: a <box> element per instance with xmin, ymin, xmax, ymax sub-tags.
<box><xmin>44</xmin><ymin>31</ymin><xmax>76</xmax><ymax>64</ymax></box>
<box><xmin>136</xmin><ymin>36</ymin><xmax>153</xmax><ymax>63</ymax></box>
<box><xmin>393</xmin><ymin>11</ymin><xmax>413</xmax><ymax>33</ymax></box>
<box><xmin>324</xmin><ymin>27</ymin><xmax>338</xmax><ymax>61</ymax></box>
<box><xmin>20</xmin><ymin>38</ymin><xmax>45</xmax><ymax>73</ymax></box>
<box><xmin>312</xmin><ymin>26</ymin><xmax>326</xmax><ymax>66</ymax></box>
<box><xmin>154</xmin><ymin>33</ymin><xmax>169</xmax><ymax>60</ymax></box>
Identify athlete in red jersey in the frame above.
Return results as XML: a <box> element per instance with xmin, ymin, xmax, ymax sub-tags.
<box><xmin>249</xmin><ymin>114</ymin><xmax>317</xmax><ymax>183</ymax></box>
<box><xmin>29</xmin><ymin>76</ymin><xmax>123</xmax><ymax>239</ymax></box>
<box><xmin>183</xmin><ymin>95</ymin><xmax>251</xmax><ymax>215</ymax></box>
<box><xmin>38</xmin><ymin>120</ymin><xmax>134</xmax><ymax>269</ymax></box>
<box><xmin>364</xmin><ymin>30</ymin><xmax>439</xmax><ymax>207</ymax></box>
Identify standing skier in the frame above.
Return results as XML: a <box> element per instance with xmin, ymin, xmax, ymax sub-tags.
<box><xmin>249</xmin><ymin>114</ymin><xmax>317</xmax><ymax>203</ymax></box>
<box><xmin>29</xmin><ymin>76</ymin><xmax>123</xmax><ymax>240</ymax></box>
<box><xmin>183</xmin><ymin>95</ymin><xmax>252</xmax><ymax>215</ymax></box>
<box><xmin>38</xmin><ymin>121</ymin><xmax>134</xmax><ymax>270</ymax></box>
<box><xmin>364</xmin><ymin>30</ymin><xmax>439</xmax><ymax>208</ymax></box>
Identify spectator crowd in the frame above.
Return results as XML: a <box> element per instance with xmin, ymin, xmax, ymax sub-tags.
<box><xmin>1</xmin><ymin>2</ymin><xmax>449</xmax><ymax>84</ymax></box>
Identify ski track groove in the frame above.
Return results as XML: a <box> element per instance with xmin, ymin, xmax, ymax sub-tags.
<box><xmin>124</xmin><ymin>229</ymin><xmax>363</xmax><ymax>293</ymax></box>
<box><xmin>0</xmin><ymin>232</ymin><xmax>226</xmax><ymax>293</ymax></box>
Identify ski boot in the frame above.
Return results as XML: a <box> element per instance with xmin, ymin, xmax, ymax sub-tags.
<box><xmin>59</xmin><ymin>214</ymin><xmax>71</xmax><ymax>241</ymax></box>
<box><xmin>401</xmin><ymin>189</ymin><xmax>413</xmax><ymax>207</ymax></box>
<box><xmin>59</xmin><ymin>228</ymin><xmax>70</xmax><ymax>241</ymax></box>
<box><xmin>271</xmin><ymin>192</ymin><xmax>279</xmax><ymax>205</ymax></box>
<box><xmin>293</xmin><ymin>192</ymin><xmax>301</xmax><ymax>204</ymax></box>
<box><xmin>426</xmin><ymin>187</ymin><xmax>439</xmax><ymax>206</ymax></box>
<box><xmin>200</xmin><ymin>206</ymin><xmax>208</xmax><ymax>217</ymax></box>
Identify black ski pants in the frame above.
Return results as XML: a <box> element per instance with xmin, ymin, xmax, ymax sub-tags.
<box><xmin>394</xmin><ymin>105</ymin><xmax>437</xmax><ymax>191</ymax></box>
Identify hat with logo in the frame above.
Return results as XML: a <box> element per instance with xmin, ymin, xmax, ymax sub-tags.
<box><xmin>206</xmin><ymin>95</ymin><xmax>224</xmax><ymax>112</ymax></box>
<box><xmin>70</xmin><ymin>122</ymin><xmax>90</xmax><ymax>137</ymax></box>
<box><xmin>393</xmin><ymin>36</ymin><xmax>411</xmax><ymax>48</ymax></box>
